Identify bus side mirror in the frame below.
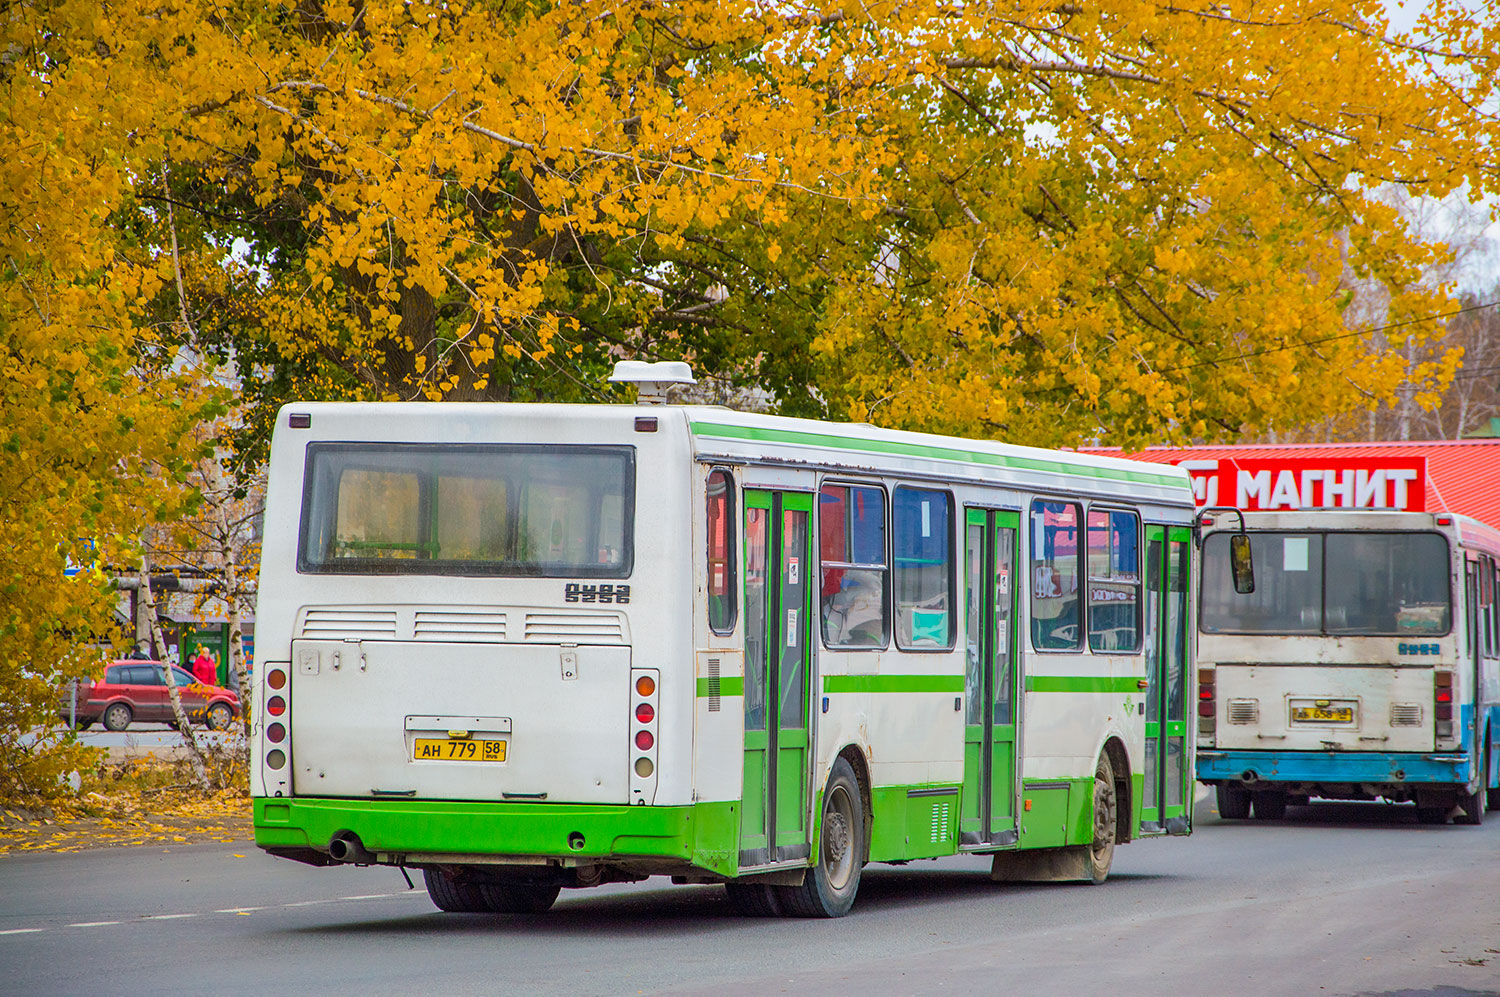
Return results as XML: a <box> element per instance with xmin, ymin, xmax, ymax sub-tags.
<box><xmin>1230</xmin><ymin>534</ymin><xmax>1255</xmax><ymax>595</ymax></box>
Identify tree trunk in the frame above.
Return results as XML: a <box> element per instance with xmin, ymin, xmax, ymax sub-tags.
<box><xmin>139</xmin><ymin>552</ymin><xmax>212</xmax><ymax>791</ymax></box>
<box><xmin>223</xmin><ymin>538</ymin><xmax>252</xmax><ymax>721</ymax></box>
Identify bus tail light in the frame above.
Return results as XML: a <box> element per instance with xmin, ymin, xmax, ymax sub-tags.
<box><xmin>629</xmin><ymin>667</ymin><xmax>659</xmax><ymax>805</ymax></box>
<box><xmin>262</xmin><ymin>665</ymin><xmax>291</xmax><ymax>795</ymax></box>
<box><xmin>1434</xmin><ymin>671</ymin><xmax>1454</xmax><ymax>737</ymax></box>
<box><xmin>1197</xmin><ymin>667</ymin><xmax>1216</xmax><ymax>743</ymax></box>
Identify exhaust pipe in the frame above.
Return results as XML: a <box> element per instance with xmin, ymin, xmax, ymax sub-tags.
<box><xmin>1240</xmin><ymin>770</ymin><xmax>1259</xmax><ymax>785</ymax></box>
<box><xmin>328</xmin><ymin>831</ymin><xmax>376</xmax><ymax>865</ymax></box>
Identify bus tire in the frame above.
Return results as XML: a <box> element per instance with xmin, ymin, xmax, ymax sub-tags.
<box><xmin>1415</xmin><ymin>805</ymin><xmax>1450</xmax><ymax>825</ymax></box>
<box><xmin>1216</xmin><ymin>783</ymin><xmax>1251</xmax><ymax>820</ymax></box>
<box><xmin>1456</xmin><ymin>780</ymin><xmax>1485</xmax><ymax>826</ymax></box>
<box><xmin>1252</xmin><ymin>792</ymin><xmax>1287</xmax><ymax>820</ymax></box>
<box><xmin>422</xmin><ymin>868</ymin><xmax>489</xmax><ymax>912</ymax></box>
<box><xmin>776</xmin><ymin>756</ymin><xmax>864</xmax><ymax>917</ymax></box>
<box><xmin>724</xmin><ymin>882</ymin><xmax>782</xmax><ymax>917</ymax></box>
<box><xmin>1484</xmin><ymin>744</ymin><xmax>1500</xmax><ymax>812</ymax></box>
<box><xmin>478</xmin><ymin>882</ymin><xmax>560</xmax><ymax>914</ymax></box>
<box><xmin>1087</xmin><ymin>752</ymin><xmax>1118</xmax><ymax>884</ymax></box>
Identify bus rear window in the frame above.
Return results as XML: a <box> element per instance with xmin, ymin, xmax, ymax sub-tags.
<box><xmin>299</xmin><ymin>444</ymin><xmax>634</xmax><ymax>577</ymax></box>
<box><xmin>1200</xmin><ymin>531</ymin><xmax>1450</xmax><ymax>636</ymax></box>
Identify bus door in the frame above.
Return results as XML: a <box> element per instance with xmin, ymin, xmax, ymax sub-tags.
<box><xmin>740</xmin><ymin>489</ymin><xmax>813</xmax><ymax>868</ymax></box>
<box><xmin>1141</xmin><ymin>525</ymin><xmax>1192</xmax><ymax>834</ymax></box>
<box><xmin>960</xmin><ymin>508</ymin><xmax>1020</xmax><ymax>848</ymax></box>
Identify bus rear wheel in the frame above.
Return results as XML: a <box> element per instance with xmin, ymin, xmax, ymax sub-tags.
<box><xmin>1087</xmin><ymin>752</ymin><xmax>1117</xmax><ymax>884</ymax></box>
<box><xmin>776</xmin><ymin>756</ymin><xmax>864</xmax><ymax>918</ymax></box>
<box><xmin>1216</xmin><ymin>783</ymin><xmax>1251</xmax><ymax>820</ymax></box>
<box><xmin>724</xmin><ymin>881</ymin><xmax>781</xmax><ymax>917</ymax></box>
<box><xmin>1483</xmin><ymin>744</ymin><xmax>1499</xmax><ymax>813</ymax></box>
<box><xmin>423</xmin><ymin>868</ymin><xmax>489</xmax><ymax>912</ymax></box>
<box><xmin>1456</xmin><ymin>780</ymin><xmax>1485</xmax><ymax>826</ymax></box>
<box><xmin>478</xmin><ymin>882</ymin><xmax>560</xmax><ymax>913</ymax></box>
<box><xmin>1252</xmin><ymin>792</ymin><xmax>1287</xmax><ymax>820</ymax></box>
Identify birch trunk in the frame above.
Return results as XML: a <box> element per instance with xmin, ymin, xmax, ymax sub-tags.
<box><xmin>139</xmin><ymin>552</ymin><xmax>212</xmax><ymax>791</ymax></box>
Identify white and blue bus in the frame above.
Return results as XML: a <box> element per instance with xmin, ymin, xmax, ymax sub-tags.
<box><xmin>250</xmin><ymin>363</ymin><xmax>1200</xmax><ymax>916</ymax></box>
<box><xmin>1196</xmin><ymin>509</ymin><xmax>1500</xmax><ymax>823</ymax></box>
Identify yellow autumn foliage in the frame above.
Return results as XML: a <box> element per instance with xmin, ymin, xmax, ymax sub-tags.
<box><xmin>12</xmin><ymin>0</ymin><xmax>1488</xmax><ymax>460</ymax></box>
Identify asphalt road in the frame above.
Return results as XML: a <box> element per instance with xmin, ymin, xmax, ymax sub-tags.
<box><xmin>3</xmin><ymin>795</ymin><xmax>1497</xmax><ymax>997</ymax></box>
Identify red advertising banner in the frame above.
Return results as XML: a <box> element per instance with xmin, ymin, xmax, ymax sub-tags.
<box><xmin>1170</xmin><ymin>456</ymin><xmax>1428</xmax><ymax>511</ymax></box>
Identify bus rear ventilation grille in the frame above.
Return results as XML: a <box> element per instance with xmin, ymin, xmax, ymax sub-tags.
<box><xmin>413</xmin><ymin>610</ymin><xmax>507</xmax><ymax>642</ymax></box>
<box><xmin>523</xmin><ymin>613</ymin><xmax>626</xmax><ymax>643</ymax></box>
<box><xmin>706</xmin><ymin>657</ymin><xmax>721</xmax><ymax>713</ymax></box>
<box><xmin>1227</xmin><ymin>699</ymin><xmax>1259</xmax><ymax>724</ymax></box>
<box><xmin>299</xmin><ymin>608</ymin><xmax>399</xmax><ymax>640</ymax></box>
<box><xmin>1389</xmin><ymin>704</ymin><xmax>1422</xmax><ymax>727</ymax></box>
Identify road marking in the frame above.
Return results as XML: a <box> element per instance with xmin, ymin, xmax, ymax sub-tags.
<box><xmin>2</xmin><ymin>885</ymin><xmax>426</xmax><ymax>938</ymax></box>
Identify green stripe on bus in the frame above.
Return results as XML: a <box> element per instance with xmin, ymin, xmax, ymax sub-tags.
<box><xmin>689</xmin><ymin>421</ymin><xmax>1184</xmax><ymax>488</ymax></box>
<box><xmin>1025</xmin><ymin>675</ymin><xmax>1143</xmax><ymax>693</ymax></box>
<box><xmin>695</xmin><ymin>677</ymin><xmax>745</xmax><ymax>698</ymax></box>
<box><xmin>822</xmin><ymin>674</ymin><xmax>966</xmax><ymax>694</ymax></box>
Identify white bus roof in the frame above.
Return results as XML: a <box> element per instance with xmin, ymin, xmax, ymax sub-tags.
<box><xmin>1204</xmin><ymin>507</ymin><xmax>1500</xmax><ymax>559</ymax></box>
<box><xmin>275</xmin><ymin>401</ymin><xmax>1194</xmax><ymax>509</ymax></box>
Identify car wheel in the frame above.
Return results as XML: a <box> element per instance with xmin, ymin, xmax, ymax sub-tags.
<box><xmin>102</xmin><ymin>702</ymin><xmax>133</xmax><ymax>732</ymax></box>
<box><xmin>205</xmin><ymin>703</ymin><xmax>234</xmax><ymax>731</ymax></box>
<box><xmin>67</xmin><ymin>716</ymin><xmax>94</xmax><ymax>731</ymax></box>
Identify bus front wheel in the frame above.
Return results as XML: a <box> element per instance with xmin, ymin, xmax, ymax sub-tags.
<box><xmin>776</xmin><ymin>756</ymin><xmax>864</xmax><ymax>918</ymax></box>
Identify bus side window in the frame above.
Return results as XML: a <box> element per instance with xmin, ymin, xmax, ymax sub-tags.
<box><xmin>819</xmin><ymin>484</ymin><xmax>889</xmax><ymax>648</ymax></box>
<box><xmin>707</xmin><ymin>469</ymin><xmax>736</xmax><ymax>634</ymax></box>
<box><xmin>1031</xmin><ymin>499</ymin><xmax>1083</xmax><ymax>651</ymax></box>
<box><xmin>1484</xmin><ymin>556</ymin><xmax>1496</xmax><ymax>658</ymax></box>
<box><xmin>893</xmin><ymin>487</ymin><xmax>954</xmax><ymax>650</ymax></box>
<box><xmin>1087</xmin><ymin>508</ymin><xmax>1142</xmax><ymax>653</ymax></box>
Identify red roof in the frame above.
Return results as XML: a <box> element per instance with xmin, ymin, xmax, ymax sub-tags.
<box><xmin>1078</xmin><ymin>440</ymin><xmax>1500</xmax><ymax>527</ymax></box>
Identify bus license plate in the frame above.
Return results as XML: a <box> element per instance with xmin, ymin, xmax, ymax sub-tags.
<box><xmin>413</xmin><ymin>738</ymin><xmax>507</xmax><ymax>762</ymax></box>
<box><xmin>1291</xmin><ymin>706</ymin><xmax>1353</xmax><ymax>723</ymax></box>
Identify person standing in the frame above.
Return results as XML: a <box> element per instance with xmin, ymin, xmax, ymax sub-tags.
<box><xmin>191</xmin><ymin>646</ymin><xmax>217</xmax><ymax>686</ymax></box>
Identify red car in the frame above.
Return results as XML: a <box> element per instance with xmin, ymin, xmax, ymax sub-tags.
<box><xmin>63</xmin><ymin>661</ymin><xmax>240</xmax><ymax>732</ymax></box>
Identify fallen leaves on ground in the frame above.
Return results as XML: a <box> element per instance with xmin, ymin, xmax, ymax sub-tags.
<box><xmin>0</xmin><ymin>756</ymin><xmax>251</xmax><ymax>854</ymax></box>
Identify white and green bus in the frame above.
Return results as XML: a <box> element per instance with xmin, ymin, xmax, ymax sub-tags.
<box><xmin>250</xmin><ymin>363</ymin><xmax>1198</xmax><ymax>917</ymax></box>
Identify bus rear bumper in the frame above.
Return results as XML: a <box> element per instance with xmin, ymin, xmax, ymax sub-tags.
<box><xmin>1196</xmin><ymin>749</ymin><xmax>1473</xmax><ymax>790</ymax></box>
<box><xmin>253</xmin><ymin>797</ymin><xmax>737</xmax><ymax>877</ymax></box>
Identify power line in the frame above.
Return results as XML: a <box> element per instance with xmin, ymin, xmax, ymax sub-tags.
<box><xmin>1156</xmin><ymin>299</ymin><xmax>1500</xmax><ymax>375</ymax></box>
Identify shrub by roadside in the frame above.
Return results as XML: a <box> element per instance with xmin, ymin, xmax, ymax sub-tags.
<box><xmin>0</xmin><ymin>732</ymin><xmax>252</xmax><ymax>854</ymax></box>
